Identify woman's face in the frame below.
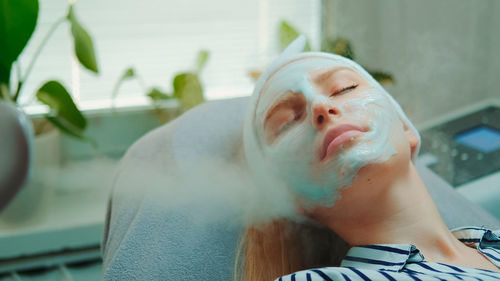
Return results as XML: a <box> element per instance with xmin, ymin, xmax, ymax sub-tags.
<box><xmin>253</xmin><ymin>57</ymin><xmax>413</xmax><ymax>207</ymax></box>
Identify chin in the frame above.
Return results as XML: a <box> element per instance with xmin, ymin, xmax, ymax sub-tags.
<box><xmin>355</xmin><ymin>143</ymin><xmax>413</xmax><ymax>188</ymax></box>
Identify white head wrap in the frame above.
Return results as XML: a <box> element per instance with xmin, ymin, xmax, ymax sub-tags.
<box><xmin>243</xmin><ymin>36</ymin><xmax>420</xmax><ymax>207</ymax></box>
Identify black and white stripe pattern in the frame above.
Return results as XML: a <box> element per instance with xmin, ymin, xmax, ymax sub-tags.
<box><xmin>277</xmin><ymin>227</ymin><xmax>500</xmax><ymax>281</ymax></box>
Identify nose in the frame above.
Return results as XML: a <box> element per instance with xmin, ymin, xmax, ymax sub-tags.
<box><xmin>312</xmin><ymin>103</ymin><xmax>340</xmax><ymax>131</ymax></box>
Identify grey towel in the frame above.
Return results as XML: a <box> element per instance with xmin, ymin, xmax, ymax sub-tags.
<box><xmin>102</xmin><ymin>97</ymin><xmax>500</xmax><ymax>281</ymax></box>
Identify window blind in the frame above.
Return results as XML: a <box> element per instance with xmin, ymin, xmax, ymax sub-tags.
<box><xmin>18</xmin><ymin>0</ymin><xmax>321</xmax><ymax>112</ymax></box>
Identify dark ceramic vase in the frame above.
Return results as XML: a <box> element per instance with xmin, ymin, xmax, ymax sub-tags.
<box><xmin>0</xmin><ymin>101</ymin><xmax>33</xmax><ymax>211</ymax></box>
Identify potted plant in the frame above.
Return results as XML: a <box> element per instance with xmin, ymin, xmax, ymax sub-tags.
<box><xmin>0</xmin><ymin>0</ymin><xmax>98</xmax><ymax>222</ymax></box>
<box><xmin>111</xmin><ymin>50</ymin><xmax>210</xmax><ymax>123</ymax></box>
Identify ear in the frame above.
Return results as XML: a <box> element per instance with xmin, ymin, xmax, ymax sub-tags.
<box><xmin>403</xmin><ymin>122</ymin><xmax>419</xmax><ymax>159</ymax></box>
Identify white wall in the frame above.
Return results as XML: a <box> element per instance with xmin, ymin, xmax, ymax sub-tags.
<box><xmin>323</xmin><ymin>0</ymin><xmax>500</xmax><ymax>125</ymax></box>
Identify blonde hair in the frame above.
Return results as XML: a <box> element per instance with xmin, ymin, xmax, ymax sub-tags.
<box><xmin>234</xmin><ymin>218</ymin><xmax>349</xmax><ymax>281</ymax></box>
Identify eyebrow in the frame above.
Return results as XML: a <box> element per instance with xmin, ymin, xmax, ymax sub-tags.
<box><xmin>311</xmin><ymin>67</ymin><xmax>353</xmax><ymax>84</ymax></box>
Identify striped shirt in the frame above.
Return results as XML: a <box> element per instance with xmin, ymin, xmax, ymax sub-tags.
<box><xmin>276</xmin><ymin>227</ymin><xmax>500</xmax><ymax>281</ymax></box>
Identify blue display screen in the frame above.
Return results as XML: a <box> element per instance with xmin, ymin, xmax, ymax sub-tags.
<box><xmin>455</xmin><ymin>126</ymin><xmax>500</xmax><ymax>153</ymax></box>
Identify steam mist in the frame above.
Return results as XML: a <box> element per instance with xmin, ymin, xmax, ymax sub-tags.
<box><xmin>114</xmin><ymin>151</ymin><xmax>298</xmax><ymax>228</ymax></box>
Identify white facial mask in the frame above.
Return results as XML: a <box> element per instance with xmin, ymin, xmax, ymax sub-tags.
<box><xmin>243</xmin><ymin>36</ymin><xmax>420</xmax><ymax>207</ymax></box>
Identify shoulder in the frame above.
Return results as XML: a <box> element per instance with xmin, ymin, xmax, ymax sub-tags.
<box><xmin>451</xmin><ymin>226</ymin><xmax>500</xmax><ymax>239</ymax></box>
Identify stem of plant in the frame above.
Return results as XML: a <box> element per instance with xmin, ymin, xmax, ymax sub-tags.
<box><xmin>1</xmin><ymin>84</ymin><xmax>13</xmax><ymax>102</ymax></box>
<box><xmin>12</xmin><ymin>61</ymin><xmax>22</xmax><ymax>102</ymax></box>
<box><xmin>111</xmin><ymin>73</ymin><xmax>145</xmax><ymax>111</ymax></box>
<box><xmin>110</xmin><ymin>77</ymin><xmax>124</xmax><ymax>111</ymax></box>
<box><xmin>13</xmin><ymin>16</ymin><xmax>67</xmax><ymax>102</ymax></box>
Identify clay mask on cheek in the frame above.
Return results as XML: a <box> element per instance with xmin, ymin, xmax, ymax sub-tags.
<box><xmin>308</xmin><ymin>89</ymin><xmax>400</xmax><ymax>203</ymax></box>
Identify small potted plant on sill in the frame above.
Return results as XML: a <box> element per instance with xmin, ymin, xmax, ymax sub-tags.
<box><xmin>0</xmin><ymin>0</ymin><xmax>98</xmax><ymax>223</ymax></box>
<box><xmin>111</xmin><ymin>50</ymin><xmax>210</xmax><ymax>123</ymax></box>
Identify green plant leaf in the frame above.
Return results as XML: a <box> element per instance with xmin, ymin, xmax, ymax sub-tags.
<box><xmin>36</xmin><ymin>80</ymin><xmax>86</xmax><ymax>131</ymax></box>
<box><xmin>45</xmin><ymin>115</ymin><xmax>85</xmax><ymax>139</ymax></box>
<box><xmin>67</xmin><ymin>5</ymin><xmax>99</xmax><ymax>73</ymax></box>
<box><xmin>123</xmin><ymin>67</ymin><xmax>135</xmax><ymax>79</ymax></box>
<box><xmin>111</xmin><ymin>67</ymin><xmax>136</xmax><ymax>100</ymax></box>
<box><xmin>172</xmin><ymin>72</ymin><xmax>205</xmax><ymax>109</ymax></box>
<box><xmin>0</xmin><ymin>0</ymin><xmax>38</xmax><ymax>83</ymax></box>
<box><xmin>147</xmin><ymin>87</ymin><xmax>172</xmax><ymax>101</ymax></box>
<box><xmin>369</xmin><ymin>70</ymin><xmax>395</xmax><ymax>84</ymax></box>
<box><xmin>45</xmin><ymin>115</ymin><xmax>96</xmax><ymax>145</ymax></box>
<box><xmin>322</xmin><ymin>37</ymin><xmax>355</xmax><ymax>60</ymax></box>
<box><xmin>196</xmin><ymin>50</ymin><xmax>209</xmax><ymax>73</ymax></box>
<box><xmin>278</xmin><ymin>20</ymin><xmax>311</xmax><ymax>52</ymax></box>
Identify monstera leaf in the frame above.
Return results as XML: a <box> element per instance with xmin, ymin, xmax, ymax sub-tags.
<box><xmin>0</xmin><ymin>0</ymin><xmax>39</xmax><ymax>84</ymax></box>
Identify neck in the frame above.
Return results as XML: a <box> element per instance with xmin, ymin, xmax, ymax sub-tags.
<box><xmin>321</xmin><ymin>162</ymin><xmax>467</xmax><ymax>263</ymax></box>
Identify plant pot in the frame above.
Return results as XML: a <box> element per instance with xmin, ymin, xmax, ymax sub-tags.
<box><xmin>0</xmin><ymin>101</ymin><xmax>33</xmax><ymax>212</ymax></box>
<box><xmin>0</xmin><ymin>110</ymin><xmax>59</xmax><ymax>227</ymax></box>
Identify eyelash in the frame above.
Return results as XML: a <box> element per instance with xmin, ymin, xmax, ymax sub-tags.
<box><xmin>330</xmin><ymin>83</ymin><xmax>358</xmax><ymax>97</ymax></box>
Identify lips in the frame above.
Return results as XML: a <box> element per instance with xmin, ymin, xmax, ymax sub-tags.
<box><xmin>320</xmin><ymin>124</ymin><xmax>366</xmax><ymax>161</ymax></box>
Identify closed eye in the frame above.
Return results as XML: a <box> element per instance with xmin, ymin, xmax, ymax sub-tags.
<box><xmin>330</xmin><ymin>83</ymin><xmax>358</xmax><ymax>97</ymax></box>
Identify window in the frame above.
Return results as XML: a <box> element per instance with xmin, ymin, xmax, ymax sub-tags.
<box><xmin>19</xmin><ymin>0</ymin><xmax>321</xmax><ymax>113</ymax></box>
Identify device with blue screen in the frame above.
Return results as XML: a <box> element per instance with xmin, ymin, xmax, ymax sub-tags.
<box><xmin>418</xmin><ymin>102</ymin><xmax>500</xmax><ymax>219</ymax></box>
<box><xmin>455</xmin><ymin>126</ymin><xmax>500</xmax><ymax>153</ymax></box>
<box><xmin>420</xmin><ymin>105</ymin><xmax>500</xmax><ymax>187</ymax></box>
